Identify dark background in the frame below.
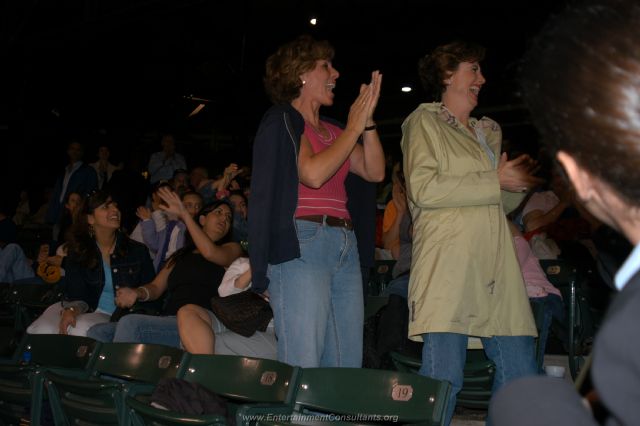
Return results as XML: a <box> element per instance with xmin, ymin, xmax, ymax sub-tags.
<box><xmin>1</xmin><ymin>0</ymin><xmax>569</xmax><ymax>210</ymax></box>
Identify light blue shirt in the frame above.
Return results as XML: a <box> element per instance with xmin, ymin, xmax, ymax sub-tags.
<box><xmin>97</xmin><ymin>258</ymin><xmax>117</xmax><ymax>314</ymax></box>
<box><xmin>147</xmin><ymin>151</ymin><xmax>187</xmax><ymax>184</ymax></box>
<box><xmin>614</xmin><ymin>242</ymin><xmax>640</xmax><ymax>290</ymax></box>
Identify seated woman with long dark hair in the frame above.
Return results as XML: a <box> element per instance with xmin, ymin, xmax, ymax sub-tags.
<box><xmin>87</xmin><ymin>189</ymin><xmax>242</xmax><ymax>346</ymax></box>
<box><xmin>27</xmin><ymin>190</ymin><xmax>155</xmax><ymax>336</ymax></box>
<box><xmin>177</xmin><ymin>257</ymin><xmax>277</xmax><ymax>359</ymax></box>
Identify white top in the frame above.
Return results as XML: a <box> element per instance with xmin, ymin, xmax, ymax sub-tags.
<box><xmin>218</xmin><ymin>257</ymin><xmax>274</xmax><ymax>330</ymax></box>
<box><xmin>218</xmin><ymin>257</ymin><xmax>251</xmax><ymax>297</ymax></box>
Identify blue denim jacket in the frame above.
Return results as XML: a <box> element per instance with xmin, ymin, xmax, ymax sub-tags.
<box><xmin>61</xmin><ymin>232</ymin><xmax>155</xmax><ymax>311</ymax></box>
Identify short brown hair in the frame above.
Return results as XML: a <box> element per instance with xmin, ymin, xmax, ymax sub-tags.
<box><xmin>264</xmin><ymin>35</ymin><xmax>335</xmax><ymax>104</ymax></box>
<box><xmin>418</xmin><ymin>41</ymin><xmax>485</xmax><ymax>101</ymax></box>
<box><xmin>522</xmin><ymin>0</ymin><xmax>640</xmax><ymax>206</ymax></box>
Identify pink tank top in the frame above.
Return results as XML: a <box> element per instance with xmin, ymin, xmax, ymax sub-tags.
<box><xmin>295</xmin><ymin>121</ymin><xmax>351</xmax><ymax>219</ymax></box>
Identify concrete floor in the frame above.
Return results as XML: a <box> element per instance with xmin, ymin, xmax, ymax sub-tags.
<box><xmin>450</xmin><ymin>354</ymin><xmax>573</xmax><ymax>425</ymax></box>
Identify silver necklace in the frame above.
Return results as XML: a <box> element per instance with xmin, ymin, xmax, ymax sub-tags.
<box><xmin>308</xmin><ymin>123</ymin><xmax>335</xmax><ymax>144</ymax></box>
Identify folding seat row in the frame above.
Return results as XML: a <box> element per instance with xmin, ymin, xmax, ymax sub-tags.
<box><xmin>0</xmin><ymin>333</ymin><xmax>451</xmax><ymax>426</ymax></box>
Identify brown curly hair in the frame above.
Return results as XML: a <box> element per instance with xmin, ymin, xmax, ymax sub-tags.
<box><xmin>418</xmin><ymin>41</ymin><xmax>485</xmax><ymax>102</ymax></box>
<box><xmin>264</xmin><ymin>35</ymin><xmax>334</xmax><ymax>104</ymax></box>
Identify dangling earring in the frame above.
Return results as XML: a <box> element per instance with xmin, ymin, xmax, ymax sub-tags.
<box><xmin>302</xmin><ymin>80</ymin><xmax>306</xmax><ymax>85</ymax></box>
<box><xmin>88</xmin><ymin>224</ymin><xmax>95</xmax><ymax>238</ymax></box>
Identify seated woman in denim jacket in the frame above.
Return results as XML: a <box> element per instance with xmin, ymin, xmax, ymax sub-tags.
<box><xmin>87</xmin><ymin>190</ymin><xmax>242</xmax><ymax>346</ymax></box>
<box><xmin>27</xmin><ymin>190</ymin><xmax>155</xmax><ymax>336</ymax></box>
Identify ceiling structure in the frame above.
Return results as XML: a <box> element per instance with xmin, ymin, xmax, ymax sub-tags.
<box><xmin>2</xmin><ymin>0</ymin><xmax>569</xmax><ymax>192</ymax></box>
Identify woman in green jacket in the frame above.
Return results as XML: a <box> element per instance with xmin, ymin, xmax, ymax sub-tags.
<box><xmin>401</xmin><ymin>41</ymin><xmax>542</xmax><ymax>425</ymax></box>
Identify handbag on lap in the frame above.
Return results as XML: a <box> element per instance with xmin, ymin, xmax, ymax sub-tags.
<box><xmin>210</xmin><ymin>292</ymin><xmax>272</xmax><ymax>337</ymax></box>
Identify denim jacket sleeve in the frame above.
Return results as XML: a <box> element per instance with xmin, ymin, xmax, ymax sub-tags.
<box><xmin>60</xmin><ymin>253</ymin><xmax>103</xmax><ymax>311</ymax></box>
<box><xmin>111</xmin><ymin>240</ymin><xmax>155</xmax><ymax>289</ymax></box>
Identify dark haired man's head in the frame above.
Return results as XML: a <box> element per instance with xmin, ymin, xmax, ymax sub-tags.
<box><xmin>522</xmin><ymin>0</ymin><xmax>640</xmax><ymax>207</ymax></box>
<box><xmin>67</xmin><ymin>141</ymin><xmax>84</xmax><ymax>164</ymax></box>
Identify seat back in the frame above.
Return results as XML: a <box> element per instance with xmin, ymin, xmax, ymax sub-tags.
<box><xmin>10</xmin><ymin>283</ymin><xmax>64</xmax><ymax>336</ymax></box>
<box><xmin>126</xmin><ymin>354</ymin><xmax>301</xmax><ymax>426</ymax></box>
<box><xmin>368</xmin><ymin>259</ymin><xmax>396</xmax><ymax>296</ymax></box>
<box><xmin>46</xmin><ymin>342</ymin><xmax>185</xmax><ymax>426</ymax></box>
<box><xmin>294</xmin><ymin>367</ymin><xmax>450</xmax><ymax>426</ymax></box>
<box><xmin>25</xmin><ymin>333</ymin><xmax>99</xmax><ymax>369</ymax></box>
<box><xmin>11</xmin><ymin>282</ymin><xmax>63</xmax><ymax>311</ymax></box>
<box><xmin>0</xmin><ymin>334</ymin><xmax>99</xmax><ymax>425</ymax></box>
<box><xmin>91</xmin><ymin>342</ymin><xmax>184</xmax><ymax>382</ymax></box>
<box><xmin>539</xmin><ymin>259</ymin><xmax>577</xmax><ymax>288</ymax></box>
<box><xmin>182</xmin><ymin>354</ymin><xmax>300</xmax><ymax>404</ymax></box>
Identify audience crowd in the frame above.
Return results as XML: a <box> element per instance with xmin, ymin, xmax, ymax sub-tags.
<box><xmin>1</xmin><ymin>7</ymin><xmax>637</xmax><ymax>423</ymax></box>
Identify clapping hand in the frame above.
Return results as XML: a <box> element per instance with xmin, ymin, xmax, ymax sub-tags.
<box><xmin>497</xmin><ymin>153</ymin><xmax>545</xmax><ymax>193</ymax></box>
<box><xmin>346</xmin><ymin>71</ymin><xmax>383</xmax><ymax>134</ymax></box>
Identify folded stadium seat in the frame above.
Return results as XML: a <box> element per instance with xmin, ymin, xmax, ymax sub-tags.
<box><xmin>255</xmin><ymin>367</ymin><xmax>450</xmax><ymax>426</ymax></box>
<box><xmin>0</xmin><ymin>333</ymin><xmax>99</xmax><ymax>425</ymax></box>
<box><xmin>126</xmin><ymin>354</ymin><xmax>302</xmax><ymax>426</ymax></box>
<box><xmin>45</xmin><ymin>342</ymin><xmax>185</xmax><ymax>426</ymax></box>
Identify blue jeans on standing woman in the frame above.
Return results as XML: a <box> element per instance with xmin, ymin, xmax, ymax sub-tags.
<box><xmin>268</xmin><ymin>219</ymin><xmax>363</xmax><ymax>368</ymax></box>
<box><xmin>420</xmin><ymin>332</ymin><xmax>538</xmax><ymax>426</ymax></box>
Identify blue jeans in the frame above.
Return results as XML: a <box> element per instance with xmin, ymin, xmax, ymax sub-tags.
<box><xmin>268</xmin><ymin>219</ymin><xmax>363</xmax><ymax>368</ymax></box>
<box><xmin>529</xmin><ymin>294</ymin><xmax>565</xmax><ymax>372</ymax></box>
<box><xmin>420</xmin><ymin>332</ymin><xmax>538</xmax><ymax>426</ymax></box>
<box><xmin>382</xmin><ymin>273</ymin><xmax>410</xmax><ymax>299</ymax></box>
<box><xmin>0</xmin><ymin>244</ymin><xmax>36</xmax><ymax>283</ymax></box>
<box><xmin>87</xmin><ymin>314</ymin><xmax>180</xmax><ymax>347</ymax></box>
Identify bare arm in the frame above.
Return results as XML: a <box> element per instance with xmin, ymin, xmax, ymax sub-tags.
<box><xmin>115</xmin><ymin>265</ymin><xmax>173</xmax><ymax>308</ymax></box>
<box><xmin>298</xmin><ymin>71</ymin><xmax>384</xmax><ymax>188</ymax></box>
<box><xmin>157</xmin><ymin>187</ymin><xmax>242</xmax><ymax>266</ymax></box>
<box><xmin>215</xmin><ymin>163</ymin><xmax>241</xmax><ymax>192</ymax></box>
<box><xmin>523</xmin><ymin>201</ymin><xmax>571</xmax><ymax>232</ymax></box>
